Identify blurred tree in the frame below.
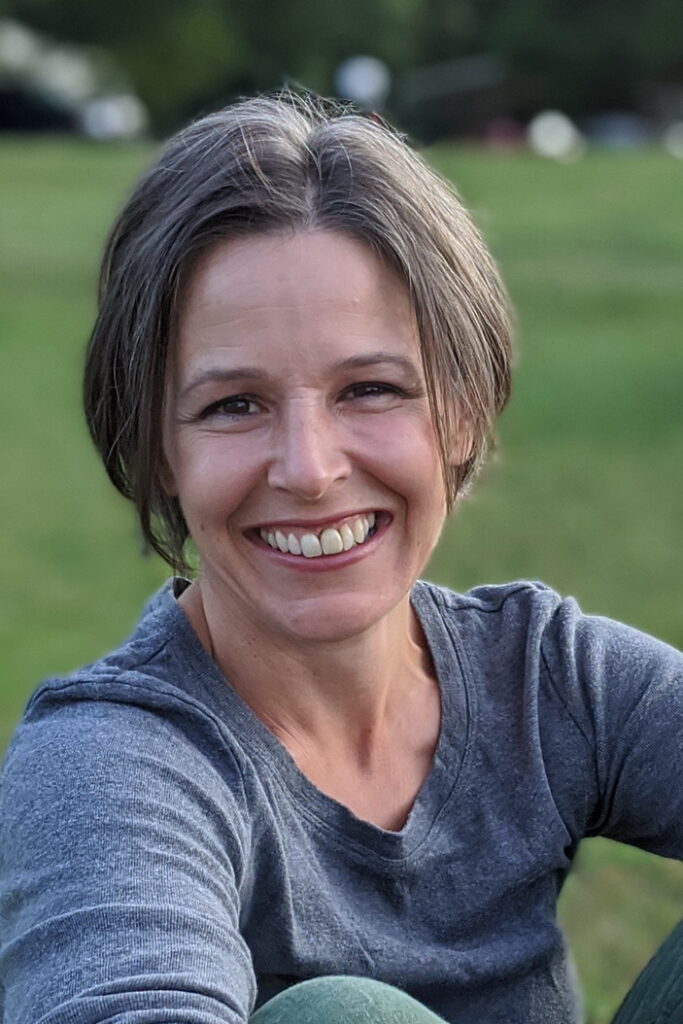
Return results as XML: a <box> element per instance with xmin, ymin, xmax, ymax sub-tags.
<box><xmin>5</xmin><ymin>0</ymin><xmax>242</xmax><ymax>129</ymax></box>
<box><xmin>5</xmin><ymin>0</ymin><xmax>419</xmax><ymax>131</ymax></box>
<box><xmin>4</xmin><ymin>0</ymin><xmax>682</xmax><ymax>132</ymax></box>
<box><xmin>414</xmin><ymin>0</ymin><xmax>482</xmax><ymax>64</ymax></box>
<box><xmin>459</xmin><ymin>0</ymin><xmax>683</xmax><ymax>117</ymax></box>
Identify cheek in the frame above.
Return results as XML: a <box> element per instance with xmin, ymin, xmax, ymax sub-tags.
<box><xmin>366</xmin><ymin>415</ymin><xmax>442</xmax><ymax>476</ymax></box>
<box><xmin>361</xmin><ymin>418</ymin><xmax>445</xmax><ymax>516</ymax></box>
<box><xmin>171</xmin><ymin>438</ymin><xmax>260</xmax><ymax>522</ymax></box>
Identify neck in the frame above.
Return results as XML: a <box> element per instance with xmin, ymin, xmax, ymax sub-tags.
<box><xmin>179</xmin><ymin>576</ymin><xmax>434</xmax><ymax>765</ymax></box>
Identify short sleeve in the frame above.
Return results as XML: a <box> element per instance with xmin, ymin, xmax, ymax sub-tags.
<box><xmin>541</xmin><ymin>599</ymin><xmax>683</xmax><ymax>856</ymax></box>
<box><xmin>0</xmin><ymin>695</ymin><xmax>257</xmax><ymax>1024</ymax></box>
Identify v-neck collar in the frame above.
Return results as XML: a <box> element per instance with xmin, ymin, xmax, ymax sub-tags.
<box><xmin>158</xmin><ymin>578</ymin><xmax>474</xmax><ymax>861</ymax></box>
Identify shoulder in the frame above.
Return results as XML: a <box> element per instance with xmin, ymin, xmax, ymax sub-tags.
<box><xmin>414</xmin><ymin>577</ymin><xmax>561</xmax><ymax>620</ymax></box>
<box><xmin>414</xmin><ymin>576</ymin><xmax>682</xmax><ymax>721</ymax></box>
<box><xmin>417</xmin><ymin>575</ymin><xmax>683</xmax><ymax>733</ymax></box>
<box><xmin>413</xmin><ymin>577</ymin><xmax>564</xmax><ymax>653</ymax></box>
<box><xmin>21</xmin><ymin>578</ymin><xmax>220</xmax><ymax>721</ymax></box>
<box><xmin>416</xmin><ymin>579</ymin><xmax>683</xmax><ymax>849</ymax></box>
<box><xmin>415</xmin><ymin>576</ymin><xmax>680</xmax><ymax>660</ymax></box>
<box><xmin>3</xmin><ymin>580</ymin><xmax>248</xmax><ymax>824</ymax></box>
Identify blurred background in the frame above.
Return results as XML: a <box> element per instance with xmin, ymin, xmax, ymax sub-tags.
<box><xmin>1</xmin><ymin>2</ymin><xmax>682</xmax><ymax>1021</ymax></box>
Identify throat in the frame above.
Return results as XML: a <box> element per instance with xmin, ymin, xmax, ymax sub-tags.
<box><xmin>292</xmin><ymin>743</ymin><xmax>433</xmax><ymax>831</ymax></box>
<box><xmin>275</xmin><ymin>675</ymin><xmax>441</xmax><ymax>832</ymax></box>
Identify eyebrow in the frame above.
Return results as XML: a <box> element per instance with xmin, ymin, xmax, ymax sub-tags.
<box><xmin>179</xmin><ymin>352</ymin><xmax>421</xmax><ymax>399</ymax></box>
<box><xmin>335</xmin><ymin>353</ymin><xmax>420</xmax><ymax>374</ymax></box>
<box><xmin>180</xmin><ymin>367</ymin><xmax>266</xmax><ymax>399</ymax></box>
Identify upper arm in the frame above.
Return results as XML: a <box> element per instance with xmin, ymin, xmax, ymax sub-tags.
<box><xmin>0</xmin><ymin>699</ymin><xmax>256</xmax><ymax>1024</ymax></box>
<box><xmin>542</xmin><ymin>601</ymin><xmax>683</xmax><ymax>856</ymax></box>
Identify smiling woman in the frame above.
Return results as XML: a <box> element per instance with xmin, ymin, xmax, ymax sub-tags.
<box><xmin>1</xmin><ymin>92</ymin><xmax>682</xmax><ymax>1024</ymax></box>
<box><xmin>163</xmin><ymin>231</ymin><xmax>453</xmax><ymax>647</ymax></box>
<box><xmin>83</xmin><ymin>94</ymin><xmax>510</xmax><ymax>576</ymax></box>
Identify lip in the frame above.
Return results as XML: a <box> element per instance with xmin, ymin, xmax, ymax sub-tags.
<box><xmin>249</xmin><ymin>512</ymin><xmax>392</xmax><ymax>571</ymax></box>
<box><xmin>248</xmin><ymin>508</ymin><xmax>384</xmax><ymax>532</ymax></box>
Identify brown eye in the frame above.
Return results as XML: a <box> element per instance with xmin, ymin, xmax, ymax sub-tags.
<box><xmin>345</xmin><ymin>382</ymin><xmax>400</xmax><ymax>400</ymax></box>
<box><xmin>201</xmin><ymin>395</ymin><xmax>260</xmax><ymax>419</ymax></box>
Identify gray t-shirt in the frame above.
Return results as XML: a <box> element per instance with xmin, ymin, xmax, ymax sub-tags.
<box><xmin>2</xmin><ymin>579</ymin><xmax>682</xmax><ymax>1024</ymax></box>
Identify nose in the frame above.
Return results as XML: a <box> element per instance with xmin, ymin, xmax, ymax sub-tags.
<box><xmin>267</xmin><ymin>398</ymin><xmax>352</xmax><ymax>500</ymax></box>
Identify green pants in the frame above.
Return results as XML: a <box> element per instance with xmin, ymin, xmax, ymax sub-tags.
<box><xmin>251</xmin><ymin>976</ymin><xmax>444</xmax><ymax>1024</ymax></box>
<box><xmin>251</xmin><ymin>918</ymin><xmax>683</xmax><ymax>1024</ymax></box>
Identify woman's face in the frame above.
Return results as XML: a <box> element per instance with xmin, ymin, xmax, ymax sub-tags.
<box><xmin>164</xmin><ymin>230</ymin><xmax>459</xmax><ymax>644</ymax></box>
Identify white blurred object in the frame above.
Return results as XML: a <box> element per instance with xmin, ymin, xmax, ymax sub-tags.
<box><xmin>663</xmin><ymin>122</ymin><xmax>683</xmax><ymax>159</ymax></box>
<box><xmin>0</xmin><ymin>19</ymin><xmax>39</xmax><ymax>71</ymax></box>
<box><xmin>81</xmin><ymin>94</ymin><xmax>148</xmax><ymax>139</ymax></box>
<box><xmin>33</xmin><ymin>49</ymin><xmax>97</xmax><ymax>101</ymax></box>
<box><xmin>0</xmin><ymin>18</ymin><xmax>148</xmax><ymax>138</ymax></box>
<box><xmin>335</xmin><ymin>56</ymin><xmax>391</xmax><ymax>109</ymax></box>
<box><xmin>527</xmin><ymin>110</ymin><xmax>585</xmax><ymax>161</ymax></box>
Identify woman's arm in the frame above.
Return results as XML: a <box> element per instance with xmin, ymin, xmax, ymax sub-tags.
<box><xmin>541</xmin><ymin>597</ymin><xmax>683</xmax><ymax>856</ymax></box>
<box><xmin>0</xmin><ymin>697</ymin><xmax>256</xmax><ymax>1023</ymax></box>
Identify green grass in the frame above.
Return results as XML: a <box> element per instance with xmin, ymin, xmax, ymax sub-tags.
<box><xmin>1</xmin><ymin>139</ymin><xmax>682</xmax><ymax>1022</ymax></box>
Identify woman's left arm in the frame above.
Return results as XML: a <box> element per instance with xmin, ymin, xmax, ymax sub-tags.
<box><xmin>542</xmin><ymin>599</ymin><xmax>683</xmax><ymax>857</ymax></box>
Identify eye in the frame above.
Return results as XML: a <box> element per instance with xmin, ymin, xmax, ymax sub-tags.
<box><xmin>200</xmin><ymin>395</ymin><xmax>261</xmax><ymax>419</ymax></box>
<box><xmin>344</xmin><ymin>382</ymin><xmax>402</xmax><ymax>401</ymax></box>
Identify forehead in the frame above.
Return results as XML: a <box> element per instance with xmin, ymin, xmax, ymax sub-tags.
<box><xmin>174</xmin><ymin>230</ymin><xmax>418</xmax><ymax>366</ymax></box>
<box><xmin>186</xmin><ymin>229</ymin><xmax>405</xmax><ymax>299</ymax></box>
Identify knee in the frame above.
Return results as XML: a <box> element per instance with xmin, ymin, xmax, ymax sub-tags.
<box><xmin>287</xmin><ymin>975</ymin><xmax>406</xmax><ymax>1008</ymax></box>
<box><xmin>252</xmin><ymin>975</ymin><xmax>442</xmax><ymax>1024</ymax></box>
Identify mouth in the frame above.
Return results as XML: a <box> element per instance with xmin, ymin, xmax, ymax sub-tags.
<box><xmin>250</xmin><ymin>510</ymin><xmax>387</xmax><ymax>560</ymax></box>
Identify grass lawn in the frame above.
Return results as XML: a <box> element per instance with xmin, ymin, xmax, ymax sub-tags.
<box><xmin>1</xmin><ymin>138</ymin><xmax>682</xmax><ymax>1022</ymax></box>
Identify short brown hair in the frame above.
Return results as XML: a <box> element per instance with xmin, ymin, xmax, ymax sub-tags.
<box><xmin>84</xmin><ymin>91</ymin><xmax>512</xmax><ymax>573</ymax></box>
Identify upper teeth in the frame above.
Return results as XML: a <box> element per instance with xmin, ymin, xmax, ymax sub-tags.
<box><xmin>260</xmin><ymin>513</ymin><xmax>376</xmax><ymax>558</ymax></box>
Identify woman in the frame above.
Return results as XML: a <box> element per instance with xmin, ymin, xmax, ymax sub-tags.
<box><xmin>1</xmin><ymin>93</ymin><xmax>682</xmax><ymax>1024</ymax></box>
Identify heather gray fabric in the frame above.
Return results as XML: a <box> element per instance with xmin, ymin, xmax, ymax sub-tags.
<box><xmin>2</xmin><ymin>578</ymin><xmax>682</xmax><ymax>1024</ymax></box>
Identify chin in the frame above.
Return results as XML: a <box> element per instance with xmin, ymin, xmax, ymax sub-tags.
<box><xmin>269</xmin><ymin>592</ymin><xmax>403</xmax><ymax>646</ymax></box>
